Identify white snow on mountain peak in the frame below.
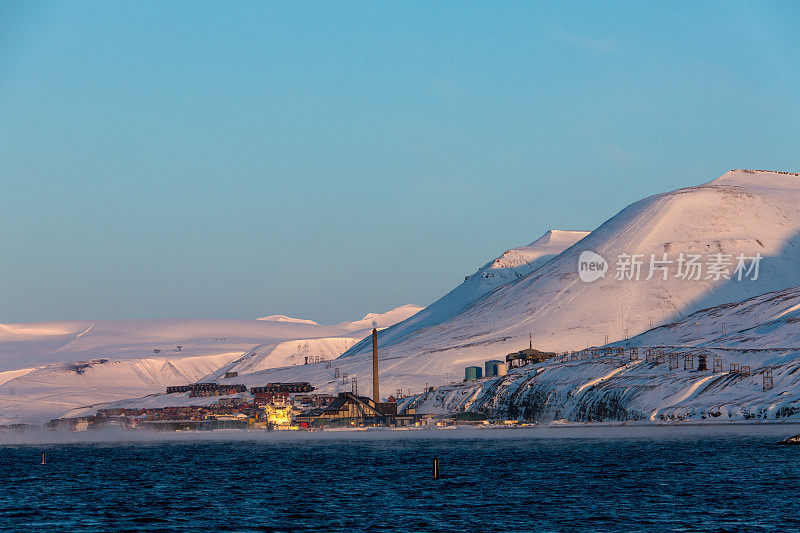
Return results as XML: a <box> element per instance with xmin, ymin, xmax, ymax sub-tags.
<box><xmin>256</xmin><ymin>315</ymin><xmax>319</xmax><ymax>325</ymax></box>
<box><xmin>255</xmin><ymin>305</ymin><xmax>423</xmax><ymax>331</ymax></box>
<box><xmin>705</xmin><ymin>169</ymin><xmax>800</xmax><ymax>191</ymax></box>
<box><xmin>346</xmin><ymin>305</ymin><xmax>425</xmax><ymax>331</ymax></box>
<box><xmin>621</xmin><ymin>284</ymin><xmax>800</xmax><ymax>350</ymax></box>
<box><xmin>327</xmin><ymin>169</ymin><xmax>800</xmax><ymax>397</ymax></box>
<box><xmin>487</xmin><ymin>230</ymin><xmax>590</xmax><ymax>271</ymax></box>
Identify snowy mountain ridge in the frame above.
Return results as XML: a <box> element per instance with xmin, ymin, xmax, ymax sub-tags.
<box><xmin>257</xmin><ymin>315</ymin><xmax>320</xmax><ymax>325</ymax></box>
<box><xmin>339</xmin><ymin>229</ymin><xmax>589</xmax><ymax>361</ymax></box>
<box><xmin>340</xmin><ymin>169</ymin><xmax>800</xmax><ymax>371</ymax></box>
<box><xmin>477</xmin><ymin>229</ymin><xmax>590</xmax><ymax>277</ymax></box>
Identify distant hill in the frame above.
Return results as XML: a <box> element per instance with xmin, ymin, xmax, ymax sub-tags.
<box><xmin>0</xmin><ymin>305</ymin><xmax>421</xmax><ymax>424</ymax></box>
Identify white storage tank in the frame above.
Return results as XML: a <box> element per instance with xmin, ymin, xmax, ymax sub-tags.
<box><xmin>496</xmin><ymin>363</ymin><xmax>508</xmax><ymax>376</ymax></box>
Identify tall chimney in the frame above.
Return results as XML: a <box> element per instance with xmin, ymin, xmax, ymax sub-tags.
<box><xmin>372</xmin><ymin>328</ymin><xmax>379</xmax><ymax>402</ymax></box>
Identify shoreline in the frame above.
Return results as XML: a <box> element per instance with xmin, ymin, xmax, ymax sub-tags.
<box><xmin>3</xmin><ymin>419</ymin><xmax>800</xmax><ymax>446</ymax></box>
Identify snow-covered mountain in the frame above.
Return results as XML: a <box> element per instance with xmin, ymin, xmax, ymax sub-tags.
<box><xmin>256</xmin><ymin>305</ymin><xmax>424</xmax><ymax>331</ymax></box>
<box><xmin>621</xmin><ymin>285</ymin><xmax>800</xmax><ymax>350</ymax></box>
<box><xmin>340</xmin><ymin>229</ymin><xmax>589</xmax><ymax>362</ymax></box>
<box><xmin>0</xmin><ymin>305</ymin><xmax>421</xmax><ymax>424</ymax></box>
<box><xmin>480</xmin><ymin>230</ymin><xmax>591</xmax><ymax>276</ymax></box>
<box><xmin>257</xmin><ymin>315</ymin><xmax>320</xmax><ymax>325</ymax></box>
<box><xmin>342</xmin><ymin>169</ymin><xmax>800</xmax><ymax>369</ymax></box>
<box><xmin>214</xmin><ymin>169</ymin><xmax>800</xmax><ymax>406</ymax></box>
<box><xmin>411</xmin><ymin>285</ymin><xmax>800</xmax><ymax>423</ymax></box>
<box><xmin>203</xmin><ymin>305</ymin><xmax>427</xmax><ymax>379</ymax></box>
<box><xmin>336</xmin><ymin>305</ymin><xmax>425</xmax><ymax>332</ymax></box>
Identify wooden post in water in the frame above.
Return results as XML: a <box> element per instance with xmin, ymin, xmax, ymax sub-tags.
<box><xmin>433</xmin><ymin>456</ymin><xmax>440</xmax><ymax>480</ymax></box>
<box><xmin>40</xmin><ymin>453</ymin><xmax>46</xmax><ymax>465</ymax></box>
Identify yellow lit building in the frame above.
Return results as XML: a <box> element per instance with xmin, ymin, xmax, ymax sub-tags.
<box><xmin>263</xmin><ymin>401</ymin><xmax>293</xmax><ymax>427</ymax></box>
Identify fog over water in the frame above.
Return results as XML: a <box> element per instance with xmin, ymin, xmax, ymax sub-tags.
<box><xmin>3</xmin><ymin>425</ymin><xmax>800</xmax><ymax>532</ymax></box>
<box><xmin>3</xmin><ymin>422</ymin><xmax>800</xmax><ymax>446</ymax></box>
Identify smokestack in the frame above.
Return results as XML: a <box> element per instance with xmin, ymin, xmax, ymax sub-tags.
<box><xmin>372</xmin><ymin>327</ymin><xmax>379</xmax><ymax>402</ymax></box>
<box><xmin>529</xmin><ymin>333</ymin><xmax>532</xmax><ymax>350</ymax></box>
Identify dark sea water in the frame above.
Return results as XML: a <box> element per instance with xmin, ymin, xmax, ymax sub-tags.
<box><xmin>1</xmin><ymin>425</ymin><xmax>800</xmax><ymax>532</ymax></box>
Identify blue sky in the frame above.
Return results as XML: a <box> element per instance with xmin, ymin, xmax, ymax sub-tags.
<box><xmin>2</xmin><ymin>1</ymin><xmax>799</xmax><ymax>323</ymax></box>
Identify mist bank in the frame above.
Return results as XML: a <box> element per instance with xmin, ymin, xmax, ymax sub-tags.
<box><xmin>3</xmin><ymin>421</ymin><xmax>800</xmax><ymax>446</ymax></box>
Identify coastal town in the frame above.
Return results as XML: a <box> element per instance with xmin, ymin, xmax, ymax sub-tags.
<box><xmin>29</xmin><ymin>329</ymin><xmax>784</xmax><ymax>434</ymax></box>
<box><xmin>41</xmin><ymin>329</ymin><xmax>418</xmax><ymax>432</ymax></box>
<box><xmin>39</xmin><ymin>333</ymin><xmax>560</xmax><ymax>433</ymax></box>
<box><xmin>44</xmin><ymin>381</ymin><xmax>434</xmax><ymax>432</ymax></box>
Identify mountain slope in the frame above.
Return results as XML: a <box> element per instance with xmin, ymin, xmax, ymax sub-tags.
<box><xmin>622</xmin><ymin>285</ymin><xmax>800</xmax><ymax>349</ymax></box>
<box><xmin>342</xmin><ymin>170</ymin><xmax>800</xmax><ymax>375</ymax></box>
<box><xmin>0</xmin><ymin>305</ymin><xmax>422</xmax><ymax>424</ymax></box>
<box><xmin>340</xmin><ymin>229</ymin><xmax>589</xmax><ymax>361</ymax></box>
<box><xmin>411</xmin><ymin>286</ymin><xmax>800</xmax><ymax>423</ymax></box>
<box><xmin>0</xmin><ymin>353</ymin><xmax>236</xmax><ymax>424</ymax></box>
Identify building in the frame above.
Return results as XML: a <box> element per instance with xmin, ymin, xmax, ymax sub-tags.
<box><xmin>164</xmin><ymin>383</ymin><xmax>247</xmax><ymax>397</ymax></box>
<box><xmin>218</xmin><ymin>397</ymin><xmax>246</xmax><ymax>406</ymax></box>
<box><xmin>250</xmin><ymin>382</ymin><xmax>316</xmax><ymax>404</ymax></box>
<box><xmin>465</xmin><ymin>366</ymin><xmax>482</xmax><ymax>381</ymax></box>
<box><xmin>143</xmin><ymin>419</ymin><xmax>248</xmax><ymax>431</ymax></box>
<box><xmin>506</xmin><ymin>348</ymin><xmax>556</xmax><ymax>367</ymax></box>
<box><xmin>250</xmin><ymin>382</ymin><xmax>315</xmax><ymax>394</ymax></box>
<box><xmin>301</xmin><ymin>392</ymin><xmax>398</xmax><ymax>427</ymax></box>
<box><xmin>484</xmin><ymin>360</ymin><xmax>505</xmax><ymax>377</ymax></box>
<box><xmin>263</xmin><ymin>400</ymin><xmax>294</xmax><ymax>427</ymax></box>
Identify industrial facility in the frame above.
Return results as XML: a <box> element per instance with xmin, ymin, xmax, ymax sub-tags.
<box><xmin>465</xmin><ymin>360</ymin><xmax>508</xmax><ymax>381</ymax></box>
<box><xmin>505</xmin><ymin>336</ymin><xmax>557</xmax><ymax>367</ymax></box>
<box><xmin>464</xmin><ymin>337</ymin><xmax>546</xmax><ymax>380</ymax></box>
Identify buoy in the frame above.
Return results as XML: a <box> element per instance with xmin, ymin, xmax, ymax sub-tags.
<box><xmin>40</xmin><ymin>453</ymin><xmax>46</xmax><ymax>465</ymax></box>
<box><xmin>433</xmin><ymin>456</ymin><xmax>440</xmax><ymax>479</ymax></box>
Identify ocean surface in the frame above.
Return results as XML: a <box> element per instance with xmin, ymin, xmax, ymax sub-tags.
<box><xmin>1</xmin><ymin>425</ymin><xmax>799</xmax><ymax>532</ymax></box>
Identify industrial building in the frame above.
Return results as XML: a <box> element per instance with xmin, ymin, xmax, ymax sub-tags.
<box><xmin>465</xmin><ymin>366</ymin><xmax>482</xmax><ymax>381</ymax></box>
<box><xmin>293</xmin><ymin>391</ymin><xmax>421</xmax><ymax>428</ymax></box>
<box><xmin>292</xmin><ymin>326</ymin><xmax>421</xmax><ymax>428</ymax></box>
<box><xmin>506</xmin><ymin>348</ymin><xmax>556</xmax><ymax>367</ymax></box>
<box><xmin>262</xmin><ymin>400</ymin><xmax>294</xmax><ymax>427</ymax></box>
<box><xmin>504</xmin><ymin>335</ymin><xmax>557</xmax><ymax>367</ymax></box>
<box><xmin>465</xmin><ymin>360</ymin><xmax>509</xmax><ymax>381</ymax></box>
<box><xmin>303</xmin><ymin>392</ymin><xmax>397</xmax><ymax>426</ymax></box>
<box><xmin>484</xmin><ymin>360</ymin><xmax>508</xmax><ymax>377</ymax></box>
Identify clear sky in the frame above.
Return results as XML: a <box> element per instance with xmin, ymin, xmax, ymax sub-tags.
<box><xmin>2</xmin><ymin>1</ymin><xmax>799</xmax><ymax>324</ymax></box>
